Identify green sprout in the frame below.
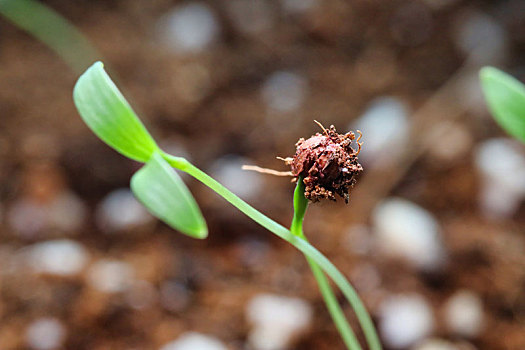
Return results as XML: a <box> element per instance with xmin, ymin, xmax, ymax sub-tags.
<box><xmin>73</xmin><ymin>61</ymin><xmax>382</xmax><ymax>350</ymax></box>
<box><xmin>0</xmin><ymin>0</ymin><xmax>100</xmax><ymax>73</ymax></box>
<box><xmin>480</xmin><ymin>67</ymin><xmax>525</xmax><ymax>144</ymax></box>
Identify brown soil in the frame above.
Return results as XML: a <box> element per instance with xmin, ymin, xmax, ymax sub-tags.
<box><xmin>0</xmin><ymin>1</ymin><xmax>524</xmax><ymax>350</ymax></box>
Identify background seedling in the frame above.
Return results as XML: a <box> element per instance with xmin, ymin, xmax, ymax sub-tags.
<box><xmin>480</xmin><ymin>67</ymin><xmax>525</xmax><ymax>144</ymax></box>
<box><xmin>73</xmin><ymin>61</ymin><xmax>381</xmax><ymax>350</ymax></box>
<box><xmin>0</xmin><ymin>0</ymin><xmax>100</xmax><ymax>73</ymax></box>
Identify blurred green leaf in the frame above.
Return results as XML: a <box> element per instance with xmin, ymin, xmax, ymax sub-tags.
<box><xmin>131</xmin><ymin>152</ymin><xmax>208</xmax><ymax>239</ymax></box>
<box><xmin>480</xmin><ymin>67</ymin><xmax>525</xmax><ymax>144</ymax></box>
<box><xmin>0</xmin><ymin>0</ymin><xmax>100</xmax><ymax>73</ymax></box>
<box><xmin>73</xmin><ymin>61</ymin><xmax>159</xmax><ymax>162</ymax></box>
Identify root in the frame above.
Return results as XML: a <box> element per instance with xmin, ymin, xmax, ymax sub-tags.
<box><xmin>242</xmin><ymin>165</ymin><xmax>293</xmax><ymax>177</ymax></box>
<box><xmin>314</xmin><ymin>120</ymin><xmax>329</xmax><ymax>137</ymax></box>
<box><xmin>276</xmin><ymin>156</ymin><xmax>293</xmax><ymax>165</ymax></box>
<box><xmin>355</xmin><ymin>130</ymin><xmax>363</xmax><ymax>155</ymax></box>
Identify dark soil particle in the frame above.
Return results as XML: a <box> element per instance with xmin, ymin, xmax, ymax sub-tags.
<box><xmin>290</xmin><ymin>123</ymin><xmax>363</xmax><ymax>203</ymax></box>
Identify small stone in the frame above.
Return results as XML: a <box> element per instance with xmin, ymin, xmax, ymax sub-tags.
<box><xmin>96</xmin><ymin>189</ymin><xmax>152</xmax><ymax>232</ymax></box>
<box><xmin>474</xmin><ymin>138</ymin><xmax>525</xmax><ymax>219</ymax></box>
<box><xmin>47</xmin><ymin>191</ymin><xmax>87</xmax><ymax>232</ymax></box>
<box><xmin>26</xmin><ymin>239</ymin><xmax>88</xmax><ymax>276</ymax></box>
<box><xmin>87</xmin><ymin>259</ymin><xmax>134</xmax><ymax>294</ymax></box>
<box><xmin>157</xmin><ymin>3</ymin><xmax>220</xmax><ymax>55</ymax></box>
<box><xmin>210</xmin><ymin>156</ymin><xmax>263</xmax><ymax>200</ymax></box>
<box><xmin>159</xmin><ymin>332</ymin><xmax>227</xmax><ymax>350</ymax></box>
<box><xmin>372</xmin><ymin>198</ymin><xmax>446</xmax><ymax>271</ymax></box>
<box><xmin>413</xmin><ymin>338</ymin><xmax>459</xmax><ymax>350</ymax></box>
<box><xmin>379</xmin><ymin>294</ymin><xmax>434</xmax><ymax>349</ymax></box>
<box><xmin>246</xmin><ymin>293</ymin><xmax>313</xmax><ymax>350</ymax></box>
<box><xmin>351</xmin><ymin>97</ymin><xmax>409</xmax><ymax>168</ymax></box>
<box><xmin>7</xmin><ymin>198</ymin><xmax>47</xmax><ymax>238</ymax></box>
<box><xmin>453</xmin><ymin>11</ymin><xmax>507</xmax><ymax>65</ymax></box>
<box><xmin>25</xmin><ymin>318</ymin><xmax>66</xmax><ymax>350</ymax></box>
<box><xmin>281</xmin><ymin>0</ymin><xmax>318</xmax><ymax>15</ymax></box>
<box><xmin>444</xmin><ymin>290</ymin><xmax>484</xmax><ymax>338</ymax></box>
<box><xmin>261</xmin><ymin>71</ymin><xmax>307</xmax><ymax>113</ymax></box>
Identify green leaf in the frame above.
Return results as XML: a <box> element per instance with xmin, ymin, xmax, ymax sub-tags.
<box><xmin>73</xmin><ymin>61</ymin><xmax>159</xmax><ymax>162</ymax></box>
<box><xmin>131</xmin><ymin>152</ymin><xmax>208</xmax><ymax>239</ymax></box>
<box><xmin>0</xmin><ymin>0</ymin><xmax>101</xmax><ymax>73</ymax></box>
<box><xmin>480</xmin><ymin>67</ymin><xmax>525</xmax><ymax>144</ymax></box>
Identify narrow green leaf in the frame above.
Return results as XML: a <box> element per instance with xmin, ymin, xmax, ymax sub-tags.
<box><xmin>131</xmin><ymin>152</ymin><xmax>207</xmax><ymax>239</ymax></box>
<box><xmin>480</xmin><ymin>67</ymin><xmax>525</xmax><ymax>144</ymax></box>
<box><xmin>73</xmin><ymin>61</ymin><xmax>159</xmax><ymax>162</ymax></box>
<box><xmin>0</xmin><ymin>0</ymin><xmax>100</xmax><ymax>73</ymax></box>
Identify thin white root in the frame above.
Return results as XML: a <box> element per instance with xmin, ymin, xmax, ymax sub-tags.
<box><xmin>242</xmin><ymin>165</ymin><xmax>293</xmax><ymax>177</ymax></box>
<box><xmin>356</xmin><ymin>129</ymin><xmax>363</xmax><ymax>155</ymax></box>
<box><xmin>276</xmin><ymin>156</ymin><xmax>293</xmax><ymax>165</ymax></box>
<box><xmin>314</xmin><ymin>120</ymin><xmax>329</xmax><ymax>136</ymax></box>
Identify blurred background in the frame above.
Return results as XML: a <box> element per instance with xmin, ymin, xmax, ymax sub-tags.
<box><xmin>0</xmin><ymin>0</ymin><xmax>524</xmax><ymax>349</ymax></box>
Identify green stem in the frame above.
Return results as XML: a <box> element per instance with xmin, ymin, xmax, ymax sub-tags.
<box><xmin>163</xmin><ymin>153</ymin><xmax>382</xmax><ymax>350</ymax></box>
<box><xmin>291</xmin><ymin>179</ymin><xmax>362</xmax><ymax>350</ymax></box>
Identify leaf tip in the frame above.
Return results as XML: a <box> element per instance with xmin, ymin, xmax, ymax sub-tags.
<box><xmin>193</xmin><ymin>226</ymin><xmax>209</xmax><ymax>239</ymax></box>
<box><xmin>479</xmin><ymin>66</ymin><xmax>499</xmax><ymax>84</ymax></box>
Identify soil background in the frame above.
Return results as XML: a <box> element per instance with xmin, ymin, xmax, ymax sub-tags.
<box><xmin>0</xmin><ymin>1</ymin><xmax>524</xmax><ymax>349</ymax></box>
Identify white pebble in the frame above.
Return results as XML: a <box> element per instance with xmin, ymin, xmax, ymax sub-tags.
<box><xmin>474</xmin><ymin>138</ymin><xmax>525</xmax><ymax>219</ymax></box>
<box><xmin>351</xmin><ymin>97</ymin><xmax>410</xmax><ymax>168</ymax></box>
<box><xmin>26</xmin><ymin>239</ymin><xmax>88</xmax><ymax>276</ymax></box>
<box><xmin>87</xmin><ymin>259</ymin><xmax>134</xmax><ymax>293</ymax></box>
<box><xmin>47</xmin><ymin>191</ymin><xmax>87</xmax><ymax>232</ymax></box>
<box><xmin>26</xmin><ymin>318</ymin><xmax>66</xmax><ymax>350</ymax></box>
<box><xmin>96</xmin><ymin>189</ymin><xmax>152</xmax><ymax>232</ymax></box>
<box><xmin>261</xmin><ymin>71</ymin><xmax>307</xmax><ymax>113</ymax></box>
<box><xmin>158</xmin><ymin>3</ymin><xmax>220</xmax><ymax>55</ymax></box>
<box><xmin>159</xmin><ymin>332</ymin><xmax>227</xmax><ymax>350</ymax></box>
<box><xmin>281</xmin><ymin>0</ymin><xmax>318</xmax><ymax>14</ymax></box>
<box><xmin>210</xmin><ymin>156</ymin><xmax>263</xmax><ymax>200</ymax></box>
<box><xmin>379</xmin><ymin>294</ymin><xmax>434</xmax><ymax>349</ymax></box>
<box><xmin>7</xmin><ymin>198</ymin><xmax>47</xmax><ymax>238</ymax></box>
<box><xmin>454</xmin><ymin>11</ymin><xmax>507</xmax><ymax>65</ymax></box>
<box><xmin>246</xmin><ymin>293</ymin><xmax>312</xmax><ymax>350</ymax></box>
<box><xmin>413</xmin><ymin>338</ymin><xmax>459</xmax><ymax>350</ymax></box>
<box><xmin>7</xmin><ymin>192</ymin><xmax>87</xmax><ymax>237</ymax></box>
<box><xmin>444</xmin><ymin>290</ymin><xmax>484</xmax><ymax>338</ymax></box>
<box><xmin>372</xmin><ymin>198</ymin><xmax>446</xmax><ymax>271</ymax></box>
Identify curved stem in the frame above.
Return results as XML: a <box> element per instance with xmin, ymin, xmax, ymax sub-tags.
<box><xmin>291</xmin><ymin>180</ymin><xmax>362</xmax><ymax>350</ymax></box>
<box><xmin>163</xmin><ymin>153</ymin><xmax>382</xmax><ymax>350</ymax></box>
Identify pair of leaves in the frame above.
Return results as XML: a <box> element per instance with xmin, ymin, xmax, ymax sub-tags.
<box><xmin>73</xmin><ymin>62</ymin><xmax>207</xmax><ymax>238</ymax></box>
<box><xmin>480</xmin><ymin>67</ymin><xmax>525</xmax><ymax>144</ymax></box>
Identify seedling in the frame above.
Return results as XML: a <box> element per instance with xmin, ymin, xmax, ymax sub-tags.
<box><xmin>0</xmin><ymin>0</ymin><xmax>100</xmax><ymax>72</ymax></box>
<box><xmin>73</xmin><ymin>61</ymin><xmax>381</xmax><ymax>350</ymax></box>
<box><xmin>480</xmin><ymin>67</ymin><xmax>525</xmax><ymax>144</ymax></box>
